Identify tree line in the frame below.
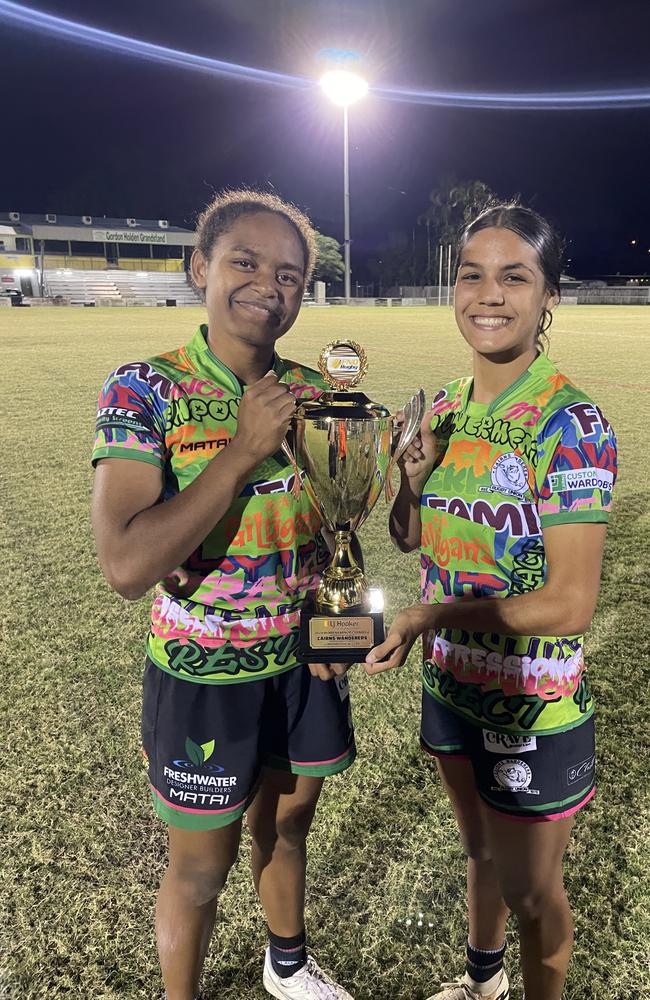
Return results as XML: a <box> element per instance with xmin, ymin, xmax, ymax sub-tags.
<box><xmin>314</xmin><ymin>177</ymin><xmax>496</xmax><ymax>291</ymax></box>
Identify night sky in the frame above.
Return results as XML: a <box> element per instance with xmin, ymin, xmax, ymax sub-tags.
<box><xmin>2</xmin><ymin>0</ymin><xmax>650</xmax><ymax>279</ymax></box>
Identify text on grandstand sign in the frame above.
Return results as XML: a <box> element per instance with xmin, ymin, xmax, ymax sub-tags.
<box><xmin>93</xmin><ymin>230</ymin><xmax>168</xmax><ymax>245</ymax></box>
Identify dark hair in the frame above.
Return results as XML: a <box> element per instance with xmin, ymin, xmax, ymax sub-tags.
<box><xmin>194</xmin><ymin>188</ymin><xmax>317</xmax><ymax>284</ymax></box>
<box><xmin>456</xmin><ymin>202</ymin><xmax>564</xmax><ymax>346</ymax></box>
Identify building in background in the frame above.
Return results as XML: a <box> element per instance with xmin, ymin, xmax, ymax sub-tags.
<box><xmin>0</xmin><ymin>212</ymin><xmax>199</xmax><ymax>305</ymax></box>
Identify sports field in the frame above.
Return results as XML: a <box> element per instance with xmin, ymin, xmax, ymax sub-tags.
<box><xmin>1</xmin><ymin>305</ymin><xmax>648</xmax><ymax>1000</ymax></box>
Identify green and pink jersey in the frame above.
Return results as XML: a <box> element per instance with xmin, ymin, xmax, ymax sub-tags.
<box><xmin>419</xmin><ymin>352</ymin><xmax>616</xmax><ymax>735</ymax></box>
<box><xmin>92</xmin><ymin>325</ymin><xmax>329</xmax><ymax>684</ymax></box>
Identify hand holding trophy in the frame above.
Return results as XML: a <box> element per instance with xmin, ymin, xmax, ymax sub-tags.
<box><xmin>283</xmin><ymin>340</ymin><xmax>425</xmax><ymax>663</ymax></box>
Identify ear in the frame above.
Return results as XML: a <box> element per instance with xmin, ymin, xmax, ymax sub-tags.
<box><xmin>546</xmin><ymin>289</ymin><xmax>560</xmax><ymax>313</ymax></box>
<box><xmin>190</xmin><ymin>249</ymin><xmax>209</xmax><ymax>289</ymax></box>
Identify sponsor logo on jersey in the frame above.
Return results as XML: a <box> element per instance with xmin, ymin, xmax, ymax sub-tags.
<box><xmin>483</xmin><ymin>731</ymin><xmax>537</xmax><ymax>753</ymax></box>
<box><xmin>567</xmin><ymin>754</ymin><xmax>595</xmax><ymax>785</ymax></box>
<box><xmin>179</xmin><ymin>439</ymin><xmax>229</xmax><ymax>454</ymax></box>
<box><xmin>548</xmin><ymin>468</ymin><xmax>614</xmax><ymax>493</ymax></box>
<box><xmin>96</xmin><ymin>405</ymin><xmax>150</xmax><ymax>431</ymax></box>
<box><xmin>97</xmin><ymin>406</ymin><xmax>141</xmax><ymax>420</ymax></box>
<box><xmin>479</xmin><ymin>452</ymin><xmax>530</xmax><ymax>498</ymax></box>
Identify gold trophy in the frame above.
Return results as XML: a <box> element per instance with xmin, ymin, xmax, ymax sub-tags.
<box><xmin>284</xmin><ymin>340</ymin><xmax>425</xmax><ymax>662</ymax></box>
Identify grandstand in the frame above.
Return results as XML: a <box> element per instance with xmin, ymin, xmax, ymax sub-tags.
<box><xmin>0</xmin><ymin>212</ymin><xmax>201</xmax><ymax>305</ymax></box>
<box><xmin>43</xmin><ymin>268</ymin><xmax>200</xmax><ymax>306</ymax></box>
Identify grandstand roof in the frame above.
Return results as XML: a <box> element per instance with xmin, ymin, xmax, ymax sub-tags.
<box><xmin>0</xmin><ymin>212</ymin><xmax>196</xmax><ymax>245</ymax></box>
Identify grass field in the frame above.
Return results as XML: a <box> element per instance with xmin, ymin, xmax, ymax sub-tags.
<box><xmin>1</xmin><ymin>305</ymin><xmax>648</xmax><ymax>1000</ymax></box>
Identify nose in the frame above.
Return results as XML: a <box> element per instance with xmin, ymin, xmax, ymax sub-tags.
<box><xmin>478</xmin><ymin>277</ymin><xmax>505</xmax><ymax>306</ymax></box>
<box><xmin>250</xmin><ymin>265</ymin><xmax>281</xmax><ymax>299</ymax></box>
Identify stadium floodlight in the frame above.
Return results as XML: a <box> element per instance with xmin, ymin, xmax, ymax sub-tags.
<box><xmin>320</xmin><ymin>69</ymin><xmax>368</xmax><ymax>107</ymax></box>
<box><xmin>320</xmin><ymin>70</ymin><xmax>368</xmax><ymax>302</ymax></box>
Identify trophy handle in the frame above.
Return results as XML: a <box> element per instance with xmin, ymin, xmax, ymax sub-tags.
<box><xmin>281</xmin><ymin>439</ymin><xmax>303</xmax><ymax>501</ymax></box>
<box><xmin>384</xmin><ymin>388</ymin><xmax>426</xmax><ymax>502</ymax></box>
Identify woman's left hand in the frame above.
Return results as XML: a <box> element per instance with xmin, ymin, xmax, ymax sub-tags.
<box><xmin>308</xmin><ymin>662</ymin><xmax>351</xmax><ymax>681</ymax></box>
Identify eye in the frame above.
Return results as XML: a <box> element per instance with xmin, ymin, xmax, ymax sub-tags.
<box><xmin>278</xmin><ymin>272</ymin><xmax>299</xmax><ymax>285</ymax></box>
<box><xmin>504</xmin><ymin>273</ymin><xmax>527</xmax><ymax>283</ymax></box>
<box><xmin>232</xmin><ymin>258</ymin><xmax>254</xmax><ymax>269</ymax></box>
<box><xmin>461</xmin><ymin>272</ymin><xmax>480</xmax><ymax>281</ymax></box>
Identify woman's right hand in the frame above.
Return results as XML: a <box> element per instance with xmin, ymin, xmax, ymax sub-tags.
<box><xmin>231</xmin><ymin>372</ymin><xmax>297</xmax><ymax>466</ymax></box>
<box><xmin>397</xmin><ymin>409</ymin><xmax>439</xmax><ymax>485</ymax></box>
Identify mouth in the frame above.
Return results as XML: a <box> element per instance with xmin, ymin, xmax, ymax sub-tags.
<box><xmin>233</xmin><ymin>298</ymin><xmax>280</xmax><ymax>321</ymax></box>
<box><xmin>469</xmin><ymin>315</ymin><xmax>513</xmax><ymax>331</ymax></box>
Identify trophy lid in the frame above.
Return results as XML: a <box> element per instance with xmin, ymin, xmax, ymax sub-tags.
<box><xmin>318</xmin><ymin>340</ymin><xmax>367</xmax><ymax>390</ymax></box>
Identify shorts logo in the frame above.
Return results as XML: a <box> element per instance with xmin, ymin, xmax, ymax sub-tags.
<box><xmin>483</xmin><ymin>732</ymin><xmax>537</xmax><ymax>754</ymax></box>
<box><xmin>335</xmin><ymin>674</ymin><xmax>350</xmax><ymax>702</ymax></box>
<box><xmin>181</xmin><ymin>737</ymin><xmax>219</xmax><ymax>769</ymax></box>
<box><xmin>493</xmin><ymin>758</ymin><xmax>533</xmax><ymax>791</ymax></box>
<box><xmin>162</xmin><ymin>736</ymin><xmax>238</xmax><ymax>807</ymax></box>
<box><xmin>567</xmin><ymin>754</ymin><xmax>595</xmax><ymax>785</ymax></box>
<box><xmin>480</xmin><ymin>452</ymin><xmax>529</xmax><ymax>498</ymax></box>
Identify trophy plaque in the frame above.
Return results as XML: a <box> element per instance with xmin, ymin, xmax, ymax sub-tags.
<box><xmin>284</xmin><ymin>340</ymin><xmax>425</xmax><ymax>663</ymax></box>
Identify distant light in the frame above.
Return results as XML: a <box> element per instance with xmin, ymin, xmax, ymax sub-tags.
<box><xmin>320</xmin><ymin>70</ymin><xmax>368</xmax><ymax>107</ymax></box>
<box><xmin>630</xmin><ymin>239</ymin><xmax>637</xmax><ymax>246</ymax></box>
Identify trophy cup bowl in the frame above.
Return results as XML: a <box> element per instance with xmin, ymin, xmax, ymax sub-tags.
<box><xmin>285</xmin><ymin>341</ymin><xmax>425</xmax><ymax>663</ymax></box>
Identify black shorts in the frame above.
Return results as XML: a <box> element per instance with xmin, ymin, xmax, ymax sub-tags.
<box><xmin>142</xmin><ymin>659</ymin><xmax>355</xmax><ymax>831</ymax></box>
<box><xmin>421</xmin><ymin>688</ymin><xmax>596</xmax><ymax>822</ymax></box>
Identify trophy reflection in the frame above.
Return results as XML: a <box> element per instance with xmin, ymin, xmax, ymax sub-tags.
<box><xmin>285</xmin><ymin>340</ymin><xmax>424</xmax><ymax>663</ymax></box>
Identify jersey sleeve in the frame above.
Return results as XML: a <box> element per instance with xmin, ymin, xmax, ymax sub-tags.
<box><xmin>91</xmin><ymin>363</ymin><xmax>169</xmax><ymax>468</ymax></box>
<box><xmin>535</xmin><ymin>401</ymin><xmax>617</xmax><ymax>527</ymax></box>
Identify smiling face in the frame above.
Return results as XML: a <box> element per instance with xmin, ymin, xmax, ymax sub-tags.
<box><xmin>190</xmin><ymin>211</ymin><xmax>306</xmax><ymax>352</ymax></box>
<box><xmin>454</xmin><ymin>227</ymin><xmax>558</xmax><ymax>362</ymax></box>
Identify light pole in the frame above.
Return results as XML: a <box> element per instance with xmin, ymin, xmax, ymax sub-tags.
<box><xmin>320</xmin><ymin>69</ymin><xmax>368</xmax><ymax>302</ymax></box>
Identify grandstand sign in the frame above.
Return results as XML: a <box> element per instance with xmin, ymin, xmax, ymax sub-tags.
<box><xmin>92</xmin><ymin>229</ymin><xmax>168</xmax><ymax>245</ymax></box>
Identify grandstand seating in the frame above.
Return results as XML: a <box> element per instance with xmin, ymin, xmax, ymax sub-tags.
<box><xmin>44</xmin><ymin>269</ymin><xmax>201</xmax><ymax>305</ymax></box>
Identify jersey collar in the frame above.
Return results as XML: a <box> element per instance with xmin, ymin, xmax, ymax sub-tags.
<box><xmin>463</xmin><ymin>351</ymin><xmax>557</xmax><ymax>416</ymax></box>
<box><xmin>186</xmin><ymin>325</ymin><xmax>289</xmax><ymax>394</ymax></box>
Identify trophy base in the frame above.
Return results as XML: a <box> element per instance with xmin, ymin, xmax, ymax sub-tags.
<box><xmin>298</xmin><ymin>600</ymin><xmax>385</xmax><ymax>664</ymax></box>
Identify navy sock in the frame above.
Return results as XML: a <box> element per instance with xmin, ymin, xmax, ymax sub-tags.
<box><xmin>466</xmin><ymin>940</ymin><xmax>506</xmax><ymax>984</ymax></box>
<box><xmin>268</xmin><ymin>928</ymin><xmax>307</xmax><ymax>979</ymax></box>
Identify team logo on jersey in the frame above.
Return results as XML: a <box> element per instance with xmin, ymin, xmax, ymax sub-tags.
<box><xmin>492</xmin><ymin>758</ymin><xmax>533</xmax><ymax>791</ymax></box>
<box><xmin>480</xmin><ymin>452</ymin><xmax>530</xmax><ymax>498</ymax></box>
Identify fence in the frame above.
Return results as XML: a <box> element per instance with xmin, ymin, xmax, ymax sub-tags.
<box><xmin>577</xmin><ymin>287</ymin><xmax>649</xmax><ymax>305</ymax></box>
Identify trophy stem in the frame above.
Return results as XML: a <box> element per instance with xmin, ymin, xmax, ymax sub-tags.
<box><xmin>315</xmin><ymin>530</ymin><xmax>368</xmax><ymax>612</ymax></box>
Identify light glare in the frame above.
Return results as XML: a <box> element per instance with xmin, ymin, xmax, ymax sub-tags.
<box><xmin>320</xmin><ymin>70</ymin><xmax>368</xmax><ymax>107</ymax></box>
<box><xmin>2</xmin><ymin>2</ymin><xmax>649</xmax><ymax>110</ymax></box>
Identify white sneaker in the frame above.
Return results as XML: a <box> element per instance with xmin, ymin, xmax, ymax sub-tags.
<box><xmin>263</xmin><ymin>947</ymin><xmax>354</xmax><ymax>999</ymax></box>
<box><xmin>425</xmin><ymin>969</ymin><xmax>509</xmax><ymax>1000</ymax></box>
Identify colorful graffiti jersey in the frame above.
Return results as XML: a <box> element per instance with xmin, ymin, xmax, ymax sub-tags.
<box><xmin>92</xmin><ymin>326</ymin><xmax>330</xmax><ymax>684</ymax></box>
<box><xmin>420</xmin><ymin>352</ymin><xmax>617</xmax><ymax>735</ymax></box>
